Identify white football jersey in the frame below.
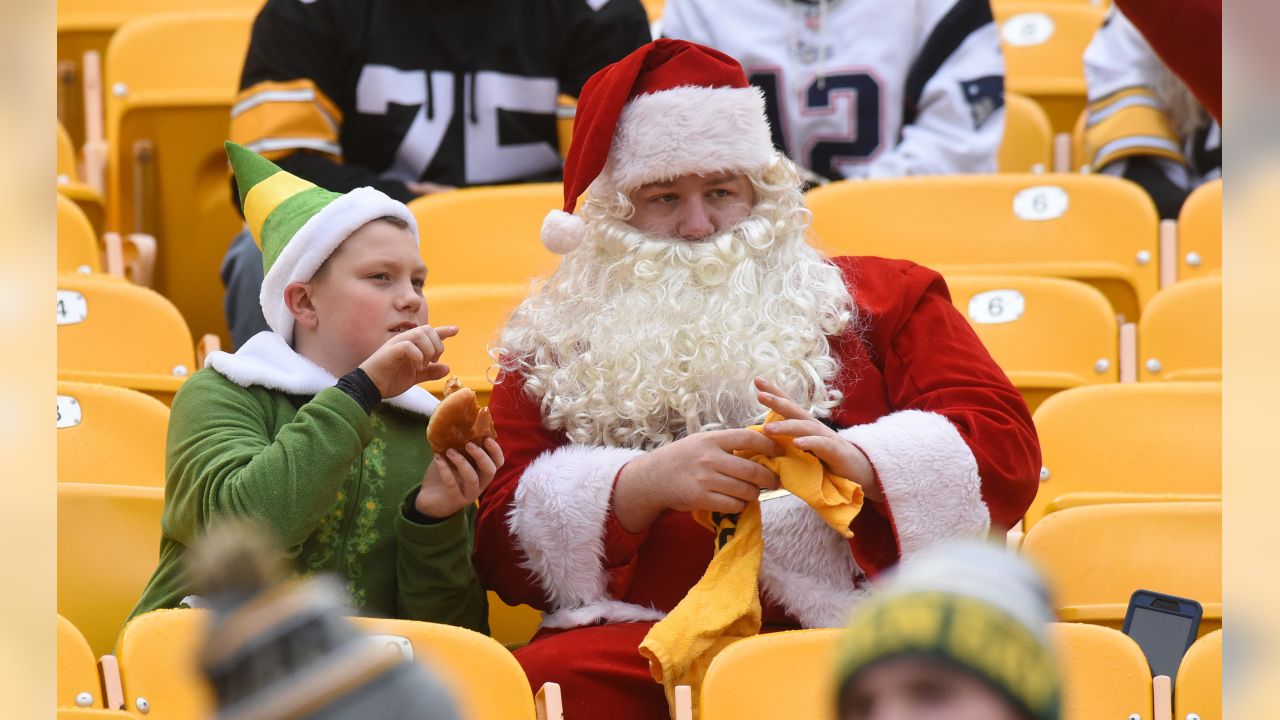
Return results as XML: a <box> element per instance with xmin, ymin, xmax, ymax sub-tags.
<box><xmin>663</xmin><ymin>0</ymin><xmax>1006</xmax><ymax>181</ymax></box>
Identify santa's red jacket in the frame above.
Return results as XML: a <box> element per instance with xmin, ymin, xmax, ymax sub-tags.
<box><xmin>475</xmin><ymin>256</ymin><xmax>1040</xmax><ymax>630</ymax></box>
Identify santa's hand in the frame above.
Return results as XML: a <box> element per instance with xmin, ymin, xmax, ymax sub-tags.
<box><xmin>358</xmin><ymin>325</ymin><xmax>457</xmax><ymax>398</ymax></box>
<box><xmin>613</xmin><ymin>429</ymin><xmax>782</xmax><ymax>533</ymax></box>
<box><xmin>755</xmin><ymin>377</ymin><xmax>883</xmax><ymax>504</ymax></box>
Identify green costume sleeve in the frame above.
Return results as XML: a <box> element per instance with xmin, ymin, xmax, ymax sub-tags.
<box><xmin>395</xmin><ymin>495</ymin><xmax>490</xmax><ymax>634</ymax></box>
<box><xmin>163</xmin><ymin>372</ymin><xmax>373</xmax><ymax>553</ymax></box>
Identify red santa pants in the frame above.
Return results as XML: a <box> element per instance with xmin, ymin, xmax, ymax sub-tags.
<box><xmin>515</xmin><ymin>621</ymin><xmax>669</xmax><ymax>720</ymax></box>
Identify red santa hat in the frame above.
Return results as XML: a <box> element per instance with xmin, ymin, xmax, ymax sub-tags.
<box><xmin>541</xmin><ymin>39</ymin><xmax>775</xmax><ymax>254</ymax></box>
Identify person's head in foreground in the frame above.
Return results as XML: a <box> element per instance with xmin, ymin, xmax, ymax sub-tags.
<box><xmin>833</xmin><ymin>541</ymin><xmax>1062</xmax><ymax>720</ymax></box>
<box><xmin>501</xmin><ymin>39</ymin><xmax>857</xmax><ymax>449</ymax></box>
<box><xmin>225</xmin><ymin>141</ymin><xmax>454</xmax><ymax>396</ymax></box>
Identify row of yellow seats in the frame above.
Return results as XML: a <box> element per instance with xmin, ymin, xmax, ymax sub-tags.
<box><xmin>59</xmin><ymin>597</ymin><xmax>1219</xmax><ymax>720</ymax></box>
<box><xmin>58</xmin><ymin>609</ymin><xmax>562</xmax><ymax>720</ymax></box>
<box><xmin>686</xmin><ymin>622</ymin><xmax>1216</xmax><ymax>720</ymax></box>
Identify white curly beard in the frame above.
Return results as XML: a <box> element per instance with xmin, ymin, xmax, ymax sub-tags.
<box><xmin>497</xmin><ymin>157</ymin><xmax>857</xmax><ymax>449</ymax></box>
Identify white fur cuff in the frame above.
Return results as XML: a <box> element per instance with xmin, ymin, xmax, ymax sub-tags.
<box><xmin>508</xmin><ymin>445</ymin><xmax>647</xmax><ymax>613</ymax></box>
<box><xmin>839</xmin><ymin>411</ymin><xmax>989</xmax><ymax>559</ymax></box>
<box><xmin>760</xmin><ymin>493</ymin><xmax>869</xmax><ymax>629</ymax></box>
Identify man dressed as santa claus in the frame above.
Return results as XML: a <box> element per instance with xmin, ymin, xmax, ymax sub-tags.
<box><xmin>474</xmin><ymin>39</ymin><xmax>1041</xmax><ymax>719</ymax></box>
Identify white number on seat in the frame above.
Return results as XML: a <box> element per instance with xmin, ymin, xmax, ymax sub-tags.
<box><xmin>56</xmin><ymin>290</ymin><xmax>88</xmax><ymax>325</ymax></box>
<box><xmin>57</xmin><ymin>395</ymin><xmax>82</xmax><ymax>429</ymax></box>
<box><xmin>1013</xmin><ymin>186</ymin><xmax>1069</xmax><ymax>221</ymax></box>
<box><xmin>1001</xmin><ymin>13</ymin><xmax>1056</xmax><ymax>47</ymax></box>
<box><xmin>968</xmin><ymin>289</ymin><xmax>1025</xmax><ymax>324</ymax></box>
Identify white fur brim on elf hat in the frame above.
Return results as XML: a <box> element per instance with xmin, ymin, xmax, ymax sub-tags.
<box><xmin>225</xmin><ymin>142</ymin><xmax>418</xmax><ymax>344</ymax></box>
<box><xmin>542</xmin><ymin>39</ymin><xmax>774</xmax><ymax>255</ymax></box>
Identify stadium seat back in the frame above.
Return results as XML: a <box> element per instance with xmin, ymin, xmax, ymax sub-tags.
<box><xmin>1022</xmin><ymin>502</ymin><xmax>1222</xmax><ymax>632</ymax></box>
<box><xmin>57</xmin><ymin>273</ymin><xmax>196</xmax><ymax>402</ymax></box>
<box><xmin>57</xmin><ymin>710</ymin><xmax>142</xmax><ymax>720</ymax></box>
<box><xmin>410</xmin><ymin>184</ymin><xmax>563</xmax><ymax>285</ymax></box>
<box><xmin>1175</xmin><ymin>629</ymin><xmax>1222</xmax><ymax>720</ymax></box>
<box><xmin>57</xmin><ymin>122</ymin><xmax>106</xmax><ymax>231</ymax></box>
<box><xmin>1178</xmin><ymin>179</ymin><xmax>1222</xmax><ymax>280</ymax></box>
<box><xmin>487</xmin><ymin>591</ymin><xmax>544</xmax><ymax>650</ymax></box>
<box><xmin>105</xmin><ymin>11</ymin><xmax>256</xmax><ymax>344</ymax></box>
<box><xmin>58</xmin><ymin>614</ymin><xmax>104</xmax><ymax>710</ymax></box>
<box><xmin>58</xmin><ymin>193</ymin><xmax>101</xmax><ymax>275</ymax></box>
<box><xmin>806</xmin><ymin>173</ymin><xmax>1160</xmax><ymax>320</ymax></box>
<box><xmin>947</xmin><ymin>275</ymin><xmax>1117</xmax><ymax>413</ymax></box>
<box><xmin>57</xmin><ymin>381</ymin><xmax>169</xmax><ymax>487</ymax></box>
<box><xmin>422</xmin><ymin>284</ymin><xmax>529</xmax><ymax>403</ymax></box>
<box><xmin>1138</xmin><ymin>276</ymin><xmax>1221</xmax><ymax>382</ymax></box>
<box><xmin>352</xmin><ymin>616</ymin><xmax>540</xmax><ymax>720</ymax></box>
<box><xmin>58</xmin><ymin>121</ymin><xmax>80</xmax><ymax>181</ymax></box>
<box><xmin>116</xmin><ymin>609</ymin><xmax>214</xmax><ymax>720</ymax></box>
<box><xmin>999</xmin><ymin>91</ymin><xmax>1053</xmax><ymax>173</ymax></box>
<box><xmin>699</xmin><ymin>629</ymin><xmax>841</xmax><ymax>720</ymax></box>
<box><xmin>1051</xmin><ymin>622</ymin><xmax>1153</xmax><ymax>720</ymax></box>
<box><xmin>58</xmin><ymin>483</ymin><xmax>165</xmax><ymax>657</ymax></box>
<box><xmin>1029</xmin><ymin>382</ymin><xmax>1221</xmax><ymax>527</ymax></box>
<box><xmin>57</xmin><ymin>0</ymin><xmax>264</xmax><ymax>149</ymax></box>
<box><xmin>994</xmin><ymin>3</ymin><xmax>1107</xmax><ymax>132</ymax></box>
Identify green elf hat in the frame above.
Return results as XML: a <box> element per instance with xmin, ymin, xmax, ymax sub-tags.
<box><xmin>224</xmin><ymin>141</ymin><xmax>418</xmax><ymax>344</ymax></box>
<box><xmin>834</xmin><ymin>542</ymin><xmax>1062</xmax><ymax>720</ymax></box>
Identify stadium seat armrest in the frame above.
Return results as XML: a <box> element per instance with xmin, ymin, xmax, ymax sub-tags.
<box><xmin>674</xmin><ymin>685</ymin><xmax>692</xmax><ymax>720</ymax></box>
<box><xmin>123</xmin><ymin>233</ymin><xmax>157</xmax><ymax>287</ymax></box>
<box><xmin>101</xmin><ymin>232</ymin><xmax>126</xmax><ymax>278</ymax></box>
<box><xmin>1119</xmin><ymin>322</ymin><xmax>1137</xmax><ymax>382</ymax></box>
<box><xmin>1052</xmin><ymin>132</ymin><xmax>1071</xmax><ymax>173</ymax></box>
<box><xmin>81</xmin><ymin>50</ymin><xmax>106</xmax><ymax>196</ymax></box>
<box><xmin>98</xmin><ymin>654</ymin><xmax>124</xmax><ymax>710</ymax></box>
<box><xmin>535</xmin><ymin>682</ymin><xmax>563</xmax><ymax>720</ymax></box>
<box><xmin>196</xmin><ymin>334</ymin><xmax>222</xmax><ymax>369</ymax></box>
<box><xmin>1153</xmin><ymin>674</ymin><xmax>1172</xmax><ymax>720</ymax></box>
<box><xmin>1159</xmin><ymin>219</ymin><xmax>1178</xmax><ymax>288</ymax></box>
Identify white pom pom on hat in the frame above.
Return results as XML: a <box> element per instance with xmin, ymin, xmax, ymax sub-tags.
<box><xmin>541</xmin><ymin>210</ymin><xmax>587</xmax><ymax>254</ymax></box>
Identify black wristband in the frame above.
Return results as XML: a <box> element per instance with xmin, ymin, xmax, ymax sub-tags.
<box><xmin>335</xmin><ymin>368</ymin><xmax>382</xmax><ymax>414</ymax></box>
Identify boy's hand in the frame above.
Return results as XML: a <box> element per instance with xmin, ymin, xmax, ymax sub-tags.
<box><xmin>414</xmin><ymin>438</ymin><xmax>505</xmax><ymax>519</ymax></box>
<box><xmin>359</xmin><ymin>325</ymin><xmax>458</xmax><ymax>399</ymax></box>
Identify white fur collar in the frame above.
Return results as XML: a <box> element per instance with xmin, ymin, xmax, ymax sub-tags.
<box><xmin>205</xmin><ymin>331</ymin><xmax>440</xmax><ymax>418</ymax></box>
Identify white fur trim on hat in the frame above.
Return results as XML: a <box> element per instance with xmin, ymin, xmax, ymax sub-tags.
<box><xmin>541</xmin><ymin>209</ymin><xmax>587</xmax><ymax>254</ymax></box>
<box><xmin>838</xmin><ymin>410</ymin><xmax>990</xmax><ymax>559</ymax></box>
<box><xmin>259</xmin><ymin>186</ymin><xmax>419</xmax><ymax>345</ymax></box>
<box><xmin>594</xmin><ymin>85</ymin><xmax>774</xmax><ymax>194</ymax></box>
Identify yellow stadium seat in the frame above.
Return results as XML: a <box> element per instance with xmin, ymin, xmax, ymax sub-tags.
<box><xmin>1051</xmin><ymin>622</ymin><xmax>1153</xmax><ymax>720</ymax></box>
<box><xmin>58</xmin><ymin>192</ymin><xmax>103</xmax><ymax>275</ymax></box>
<box><xmin>422</xmin><ymin>284</ymin><xmax>529</xmax><ymax>403</ymax></box>
<box><xmin>946</xmin><ymin>275</ymin><xmax>1118</xmax><ymax>413</ymax></box>
<box><xmin>698</xmin><ymin>629</ymin><xmax>840</xmax><ymax>720</ymax></box>
<box><xmin>58</xmin><ymin>121</ymin><xmax>106</xmax><ymax>233</ymax></box>
<box><xmin>115</xmin><ymin>609</ymin><xmax>214</xmax><ymax>720</ymax></box>
<box><xmin>1178</xmin><ymin>179</ymin><xmax>1222</xmax><ymax>280</ymax></box>
<box><xmin>556</xmin><ymin>95</ymin><xmax>576</xmax><ymax>160</ymax></box>
<box><xmin>806</xmin><ymin>173</ymin><xmax>1160</xmax><ymax>320</ymax></box>
<box><xmin>352</xmin><ymin>616</ymin><xmax>561</xmax><ymax>720</ymax></box>
<box><xmin>58</xmin><ymin>483</ymin><xmax>165</xmax><ymax>657</ymax></box>
<box><xmin>410</xmin><ymin>184</ymin><xmax>563</xmax><ymax>285</ymax></box>
<box><xmin>58</xmin><ymin>614</ymin><xmax>105</xmax><ymax>710</ymax></box>
<box><xmin>487</xmin><ymin>591</ymin><xmax>544</xmax><ymax>650</ymax></box>
<box><xmin>1029</xmin><ymin>382</ymin><xmax>1220</xmax><ymax>528</ymax></box>
<box><xmin>1175</xmin><ymin>629</ymin><xmax>1221</xmax><ymax>720</ymax></box>
<box><xmin>999</xmin><ymin>91</ymin><xmax>1053</xmax><ymax>173</ymax></box>
<box><xmin>57</xmin><ymin>710</ymin><xmax>141</xmax><ymax>720</ymax></box>
<box><xmin>641</xmin><ymin>0</ymin><xmax>666</xmax><ymax>22</ymax></box>
<box><xmin>994</xmin><ymin>3</ymin><xmax>1107</xmax><ymax>133</ymax></box>
<box><xmin>105</xmin><ymin>11</ymin><xmax>256</xmax><ymax>345</ymax></box>
<box><xmin>1022</xmin><ymin>502</ymin><xmax>1222</xmax><ymax>633</ymax></box>
<box><xmin>57</xmin><ymin>273</ymin><xmax>216</xmax><ymax>405</ymax></box>
<box><xmin>57</xmin><ymin>0</ymin><xmax>264</xmax><ymax>152</ymax></box>
<box><xmin>1138</xmin><ymin>276</ymin><xmax>1221</xmax><ymax>382</ymax></box>
<box><xmin>57</xmin><ymin>381</ymin><xmax>169</xmax><ymax>487</ymax></box>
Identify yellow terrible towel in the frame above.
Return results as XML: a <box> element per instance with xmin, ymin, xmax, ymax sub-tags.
<box><xmin>638</xmin><ymin>413</ymin><xmax>864</xmax><ymax>719</ymax></box>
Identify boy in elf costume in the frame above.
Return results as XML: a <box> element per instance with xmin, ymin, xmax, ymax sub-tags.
<box><xmin>128</xmin><ymin>143</ymin><xmax>499</xmax><ymax>631</ymax></box>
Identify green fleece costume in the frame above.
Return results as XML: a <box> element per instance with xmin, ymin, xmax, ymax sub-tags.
<box><xmin>128</xmin><ymin>144</ymin><xmax>486</xmax><ymax>632</ymax></box>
